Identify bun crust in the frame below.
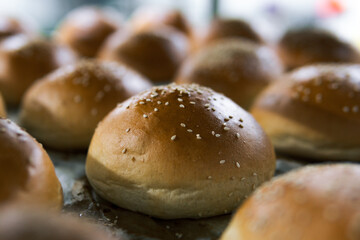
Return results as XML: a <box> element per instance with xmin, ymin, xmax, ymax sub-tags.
<box><xmin>98</xmin><ymin>27</ymin><xmax>189</xmax><ymax>82</ymax></box>
<box><xmin>20</xmin><ymin>60</ymin><xmax>152</xmax><ymax>150</ymax></box>
<box><xmin>278</xmin><ymin>28</ymin><xmax>360</xmax><ymax>70</ymax></box>
<box><xmin>176</xmin><ymin>39</ymin><xmax>282</xmax><ymax>109</ymax></box>
<box><xmin>0</xmin><ymin>34</ymin><xmax>77</xmax><ymax>105</ymax></box>
<box><xmin>221</xmin><ymin>164</ymin><xmax>360</xmax><ymax>240</ymax></box>
<box><xmin>0</xmin><ymin>119</ymin><xmax>63</xmax><ymax>209</ymax></box>
<box><xmin>86</xmin><ymin>83</ymin><xmax>275</xmax><ymax>219</ymax></box>
<box><xmin>0</xmin><ymin>93</ymin><xmax>6</xmax><ymax>117</ymax></box>
<box><xmin>56</xmin><ymin>6</ymin><xmax>121</xmax><ymax>57</ymax></box>
<box><xmin>251</xmin><ymin>64</ymin><xmax>360</xmax><ymax>161</ymax></box>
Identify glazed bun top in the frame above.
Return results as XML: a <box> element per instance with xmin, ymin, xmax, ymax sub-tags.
<box><xmin>0</xmin><ymin>34</ymin><xmax>77</xmax><ymax>105</ymax></box>
<box><xmin>0</xmin><ymin>16</ymin><xmax>33</xmax><ymax>41</ymax></box>
<box><xmin>0</xmin><ymin>207</ymin><xmax>116</xmax><ymax>240</ymax></box>
<box><xmin>20</xmin><ymin>60</ymin><xmax>152</xmax><ymax>150</ymax></box>
<box><xmin>131</xmin><ymin>7</ymin><xmax>192</xmax><ymax>36</ymax></box>
<box><xmin>221</xmin><ymin>164</ymin><xmax>360</xmax><ymax>240</ymax></box>
<box><xmin>254</xmin><ymin>64</ymin><xmax>360</xmax><ymax>121</ymax></box>
<box><xmin>99</xmin><ymin>27</ymin><xmax>189</xmax><ymax>82</ymax></box>
<box><xmin>200</xmin><ymin>18</ymin><xmax>262</xmax><ymax>47</ymax></box>
<box><xmin>56</xmin><ymin>6</ymin><xmax>122</xmax><ymax>57</ymax></box>
<box><xmin>0</xmin><ymin>119</ymin><xmax>62</xmax><ymax>210</ymax></box>
<box><xmin>176</xmin><ymin>39</ymin><xmax>282</xmax><ymax>109</ymax></box>
<box><xmin>278</xmin><ymin>28</ymin><xmax>360</xmax><ymax>70</ymax></box>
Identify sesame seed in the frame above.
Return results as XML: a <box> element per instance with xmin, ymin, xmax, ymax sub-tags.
<box><xmin>224</xmin><ymin>118</ymin><xmax>229</xmax><ymax>122</ymax></box>
<box><xmin>146</xmin><ymin>98</ymin><xmax>151</xmax><ymax>102</ymax></box>
<box><xmin>91</xmin><ymin>108</ymin><xmax>98</xmax><ymax>116</ymax></box>
<box><xmin>190</xmin><ymin>101</ymin><xmax>195</xmax><ymax>105</ymax></box>
<box><xmin>157</xmin><ymin>101</ymin><xmax>162</xmax><ymax>104</ymax></box>
<box><xmin>253</xmin><ymin>173</ymin><xmax>257</xmax><ymax>176</ymax></box>
<box><xmin>171</xmin><ymin>135</ymin><xmax>177</xmax><ymax>141</ymax></box>
<box><xmin>204</xmin><ymin>103</ymin><xmax>210</xmax><ymax>108</ymax></box>
<box><xmin>220</xmin><ymin>160</ymin><xmax>226</xmax><ymax>164</ymax></box>
<box><xmin>343</xmin><ymin>106</ymin><xmax>350</xmax><ymax>113</ymax></box>
<box><xmin>352</xmin><ymin>105</ymin><xmax>359</xmax><ymax>113</ymax></box>
<box><xmin>187</xmin><ymin>129</ymin><xmax>193</xmax><ymax>133</ymax></box>
<box><xmin>139</xmin><ymin>101</ymin><xmax>145</xmax><ymax>105</ymax></box>
<box><xmin>196</xmin><ymin>134</ymin><xmax>202</xmax><ymax>140</ymax></box>
<box><xmin>177</xmin><ymin>98</ymin><xmax>183</xmax><ymax>102</ymax></box>
<box><xmin>236</xmin><ymin>133</ymin><xmax>240</xmax><ymax>138</ymax></box>
<box><xmin>95</xmin><ymin>91</ymin><xmax>104</xmax><ymax>102</ymax></box>
<box><xmin>236</xmin><ymin>162</ymin><xmax>240</xmax><ymax>168</ymax></box>
<box><xmin>239</xmin><ymin>124</ymin><xmax>243</xmax><ymax>128</ymax></box>
<box><xmin>207</xmin><ymin>176</ymin><xmax>212</xmax><ymax>180</ymax></box>
<box><xmin>215</xmin><ymin>134</ymin><xmax>220</xmax><ymax>137</ymax></box>
<box><xmin>179</xmin><ymin>104</ymin><xmax>185</xmax><ymax>108</ymax></box>
<box><xmin>122</xmin><ymin>148</ymin><xmax>127</xmax><ymax>154</ymax></box>
<box><xmin>224</xmin><ymin>127</ymin><xmax>230</xmax><ymax>131</ymax></box>
<box><xmin>154</xmin><ymin>108</ymin><xmax>159</xmax><ymax>112</ymax></box>
<box><xmin>126</xmin><ymin>105</ymin><xmax>130</xmax><ymax>109</ymax></box>
<box><xmin>223</xmin><ymin>123</ymin><xmax>227</xmax><ymax>126</ymax></box>
<box><xmin>165</xmin><ymin>102</ymin><xmax>169</xmax><ymax>105</ymax></box>
<box><xmin>239</xmin><ymin>118</ymin><xmax>243</xmax><ymax>122</ymax></box>
<box><xmin>315</xmin><ymin>93</ymin><xmax>322</xmax><ymax>103</ymax></box>
<box><xmin>143</xmin><ymin>114</ymin><xmax>148</xmax><ymax>118</ymax></box>
<box><xmin>180</xmin><ymin>123</ymin><xmax>186</xmax><ymax>127</ymax></box>
<box><xmin>229</xmin><ymin>116</ymin><xmax>233</xmax><ymax>119</ymax></box>
<box><xmin>126</xmin><ymin>128</ymin><xmax>130</xmax><ymax>133</ymax></box>
<box><xmin>211</xmin><ymin>131</ymin><xmax>215</xmax><ymax>135</ymax></box>
<box><xmin>228</xmin><ymin>192</ymin><xmax>233</xmax><ymax>197</ymax></box>
<box><xmin>241</xmin><ymin>177</ymin><xmax>246</xmax><ymax>181</ymax></box>
<box><xmin>211</xmin><ymin>108</ymin><xmax>215</xmax><ymax>111</ymax></box>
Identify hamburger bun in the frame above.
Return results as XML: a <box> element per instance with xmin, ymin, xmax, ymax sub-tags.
<box><xmin>251</xmin><ymin>64</ymin><xmax>360</xmax><ymax>161</ymax></box>
<box><xmin>221</xmin><ymin>164</ymin><xmax>360</xmax><ymax>240</ymax></box>
<box><xmin>278</xmin><ymin>28</ymin><xmax>360</xmax><ymax>70</ymax></box>
<box><xmin>176</xmin><ymin>39</ymin><xmax>282</xmax><ymax>109</ymax></box>
<box><xmin>0</xmin><ymin>16</ymin><xmax>34</xmax><ymax>41</ymax></box>
<box><xmin>0</xmin><ymin>34</ymin><xmax>77</xmax><ymax>105</ymax></box>
<box><xmin>55</xmin><ymin>6</ymin><xmax>122</xmax><ymax>58</ymax></box>
<box><xmin>0</xmin><ymin>118</ymin><xmax>63</xmax><ymax>209</ymax></box>
<box><xmin>86</xmin><ymin>83</ymin><xmax>275</xmax><ymax>219</ymax></box>
<box><xmin>98</xmin><ymin>27</ymin><xmax>189</xmax><ymax>82</ymax></box>
<box><xmin>20</xmin><ymin>60</ymin><xmax>152</xmax><ymax>150</ymax></box>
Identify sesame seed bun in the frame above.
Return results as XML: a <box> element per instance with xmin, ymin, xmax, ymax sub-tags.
<box><xmin>0</xmin><ymin>118</ymin><xmax>63</xmax><ymax>210</ymax></box>
<box><xmin>251</xmin><ymin>64</ymin><xmax>360</xmax><ymax>161</ymax></box>
<box><xmin>221</xmin><ymin>164</ymin><xmax>360</xmax><ymax>240</ymax></box>
<box><xmin>55</xmin><ymin>6</ymin><xmax>122</xmax><ymax>58</ymax></box>
<box><xmin>20</xmin><ymin>60</ymin><xmax>152</xmax><ymax>150</ymax></box>
<box><xmin>0</xmin><ymin>34</ymin><xmax>77</xmax><ymax>106</ymax></box>
<box><xmin>131</xmin><ymin>7</ymin><xmax>192</xmax><ymax>37</ymax></box>
<box><xmin>86</xmin><ymin>83</ymin><xmax>275</xmax><ymax>219</ymax></box>
<box><xmin>176</xmin><ymin>39</ymin><xmax>282</xmax><ymax>109</ymax></box>
<box><xmin>198</xmin><ymin>18</ymin><xmax>262</xmax><ymax>49</ymax></box>
<box><xmin>278</xmin><ymin>28</ymin><xmax>360</xmax><ymax>70</ymax></box>
<box><xmin>98</xmin><ymin>27</ymin><xmax>189</xmax><ymax>83</ymax></box>
<box><xmin>0</xmin><ymin>207</ymin><xmax>116</xmax><ymax>240</ymax></box>
<box><xmin>0</xmin><ymin>93</ymin><xmax>6</xmax><ymax>117</ymax></box>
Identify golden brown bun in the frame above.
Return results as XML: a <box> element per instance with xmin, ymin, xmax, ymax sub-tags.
<box><xmin>0</xmin><ymin>34</ymin><xmax>77</xmax><ymax>106</ymax></box>
<box><xmin>221</xmin><ymin>164</ymin><xmax>360</xmax><ymax>240</ymax></box>
<box><xmin>198</xmin><ymin>18</ymin><xmax>262</xmax><ymax>49</ymax></box>
<box><xmin>131</xmin><ymin>7</ymin><xmax>192</xmax><ymax>37</ymax></box>
<box><xmin>0</xmin><ymin>93</ymin><xmax>6</xmax><ymax>117</ymax></box>
<box><xmin>55</xmin><ymin>6</ymin><xmax>121</xmax><ymax>57</ymax></box>
<box><xmin>20</xmin><ymin>60</ymin><xmax>152</xmax><ymax>150</ymax></box>
<box><xmin>0</xmin><ymin>16</ymin><xmax>33</xmax><ymax>41</ymax></box>
<box><xmin>251</xmin><ymin>64</ymin><xmax>360</xmax><ymax>161</ymax></box>
<box><xmin>0</xmin><ymin>118</ymin><xmax>63</xmax><ymax>210</ymax></box>
<box><xmin>98</xmin><ymin>27</ymin><xmax>189</xmax><ymax>82</ymax></box>
<box><xmin>0</xmin><ymin>207</ymin><xmax>116</xmax><ymax>240</ymax></box>
<box><xmin>176</xmin><ymin>39</ymin><xmax>283</xmax><ymax>109</ymax></box>
<box><xmin>86</xmin><ymin>83</ymin><xmax>275</xmax><ymax>219</ymax></box>
<box><xmin>278</xmin><ymin>28</ymin><xmax>360</xmax><ymax>70</ymax></box>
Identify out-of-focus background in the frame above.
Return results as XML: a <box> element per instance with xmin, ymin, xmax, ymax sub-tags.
<box><xmin>1</xmin><ymin>0</ymin><xmax>360</xmax><ymax>46</ymax></box>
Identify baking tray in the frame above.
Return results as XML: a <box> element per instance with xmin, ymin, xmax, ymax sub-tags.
<box><xmin>8</xmin><ymin>108</ymin><xmax>304</xmax><ymax>240</ymax></box>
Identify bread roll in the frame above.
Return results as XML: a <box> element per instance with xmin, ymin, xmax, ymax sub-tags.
<box><xmin>221</xmin><ymin>164</ymin><xmax>360</xmax><ymax>240</ymax></box>
<box><xmin>0</xmin><ymin>92</ymin><xmax>6</xmax><ymax>117</ymax></box>
<box><xmin>86</xmin><ymin>83</ymin><xmax>275</xmax><ymax>219</ymax></box>
<box><xmin>0</xmin><ymin>34</ymin><xmax>77</xmax><ymax>105</ymax></box>
<box><xmin>98</xmin><ymin>27</ymin><xmax>189</xmax><ymax>82</ymax></box>
<box><xmin>0</xmin><ymin>118</ymin><xmax>62</xmax><ymax>209</ymax></box>
<box><xmin>278</xmin><ymin>28</ymin><xmax>360</xmax><ymax>70</ymax></box>
<box><xmin>251</xmin><ymin>64</ymin><xmax>360</xmax><ymax>161</ymax></box>
<box><xmin>20</xmin><ymin>60</ymin><xmax>152</xmax><ymax>150</ymax></box>
<box><xmin>0</xmin><ymin>16</ymin><xmax>33</xmax><ymax>41</ymax></box>
<box><xmin>0</xmin><ymin>207</ymin><xmax>116</xmax><ymax>240</ymax></box>
<box><xmin>55</xmin><ymin>6</ymin><xmax>121</xmax><ymax>57</ymax></box>
<box><xmin>131</xmin><ymin>7</ymin><xmax>192</xmax><ymax>37</ymax></box>
<box><xmin>176</xmin><ymin>39</ymin><xmax>282</xmax><ymax>109</ymax></box>
<box><xmin>199</xmin><ymin>18</ymin><xmax>262</xmax><ymax>48</ymax></box>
